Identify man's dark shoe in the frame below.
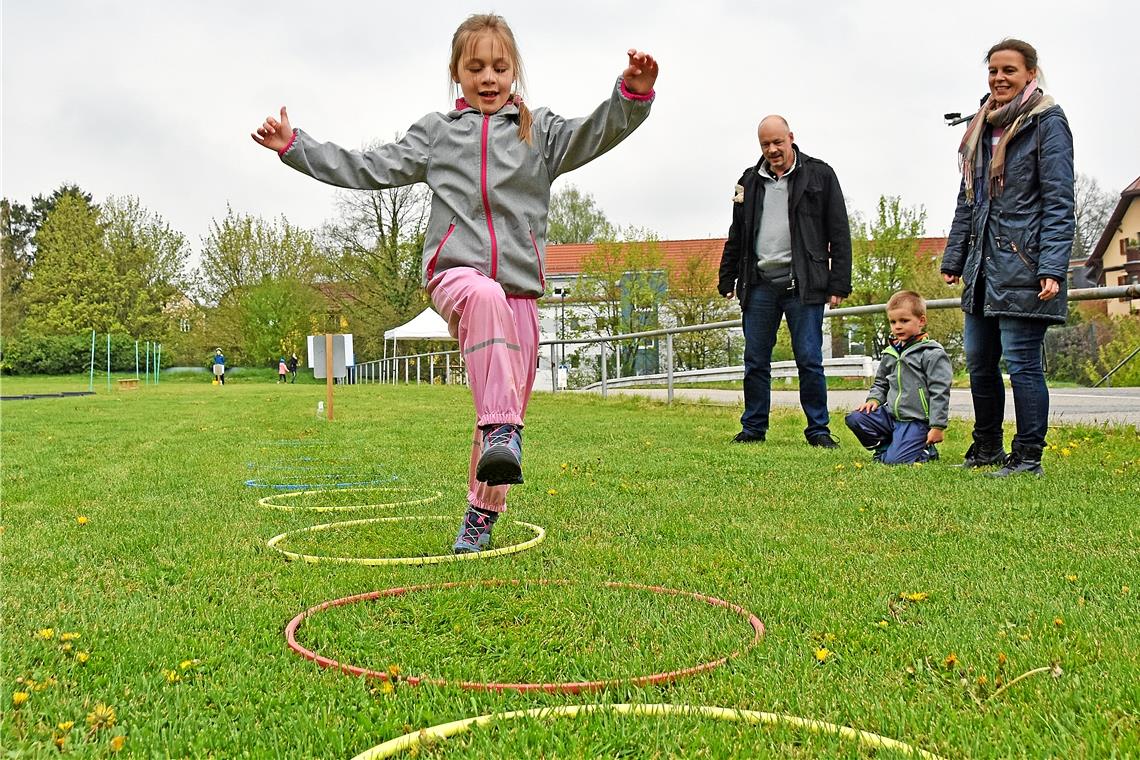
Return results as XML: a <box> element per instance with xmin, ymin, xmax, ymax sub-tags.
<box><xmin>732</xmin><ymin>430</ymin><xmax>765</xmax><ymax>443</ymax></box>
<box><xmin>958</xmin><ymin>441</ymin><xmax>1007</xmax><ymax>468</ymax></box>
<box><xmin>986</xmin><ymin>451</ymin><xmax>1044</xmax><ymax>478</ymax></box>
<box><xmin>807</xmin><ymin>434</ymin><xmax>840</xmax><ymax>449</ymax></box>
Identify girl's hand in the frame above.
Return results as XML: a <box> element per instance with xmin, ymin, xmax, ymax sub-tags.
<box><xmin>927</xmin><ymin>428</ymin><xmax>945</xmax><ymax>444</ymax></box>
<box><xmin>622</xmin><ymin>49</ymin><xmax>659</xmax><ymax>94</ymax></box>
<box><xmin>251</xmin><ymin>107</ymin><xmax>293</xmax><ymax>152</ymax></box>
<box><xmin>1038</xmin><ymin>277</ymin><xmax>1060</xmax><ymax>301</ymax></box>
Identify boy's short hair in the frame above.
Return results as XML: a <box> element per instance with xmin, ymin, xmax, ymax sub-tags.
<box><xmin>886</xmin><ymin>290</ymin><xmax>926</xmax><ymax>317</ymax></box>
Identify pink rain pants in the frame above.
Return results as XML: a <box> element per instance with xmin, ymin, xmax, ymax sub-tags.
<box><xmin>428</xmin><ymin>267</ymin><xmax>539</xmax><ymax>513</ymax></box>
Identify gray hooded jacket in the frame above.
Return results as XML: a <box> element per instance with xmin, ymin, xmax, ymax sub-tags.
<box><xmin>280</xmin><ymin>79</ymin><xmax>653</xmax><ymax>297</ymax></box>
<box><xmin>866</xmin><ymin>337</ymin><xmax>953</xmax><ymax>429</ymax></box>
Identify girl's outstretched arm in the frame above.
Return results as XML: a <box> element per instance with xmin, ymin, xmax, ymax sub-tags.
<box><xmin>251</xmin><ymin>107</ymin><xmax>293</xmax><ymax>153</ymax></box>
<box><xmin>622</xmin><ymin>49</ymin><xmax>659</xmax><ymax>95</ymax></box>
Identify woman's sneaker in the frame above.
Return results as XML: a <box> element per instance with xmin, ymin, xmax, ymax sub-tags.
<box><xmin>453</xmin><ymin>506</ymin><xmax>499</xmax><ymax>554</ymax></box>
<box><xmin>475</xmin><ymin>424</ymin><xmax>523</xmax><ymax>486</ymax></box>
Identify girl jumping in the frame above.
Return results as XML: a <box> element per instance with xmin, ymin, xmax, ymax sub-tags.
<box><xmin>252</xmin><ymin>13</ymin><xmax>658</xmax><ymax>553</ymax></box>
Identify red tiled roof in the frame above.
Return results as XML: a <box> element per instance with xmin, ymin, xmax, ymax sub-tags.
<box><xmin>545</xmin><ymin>236</ymin><xmax>949</xmax><ymax>275</ymax></box>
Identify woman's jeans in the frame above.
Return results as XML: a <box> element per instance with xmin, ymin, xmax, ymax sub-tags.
<box><xmin>963</xmin><ymin>312</ymin><xmax>1049</xmax><ymax>456</ymax></box>
<box><xmin>740</xmin><ymin>282</ymin><xmax>830</xmax><ymax>440</ymax></box>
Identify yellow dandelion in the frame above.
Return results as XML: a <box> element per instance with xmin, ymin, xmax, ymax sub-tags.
<box><xmin>1069</xmin><ymin>442</ymin><xmax>1079</xmax><ymax>449</ymax></box>
<box><xmin>86</xmin><ymin>703</ymin><xmax>116</xmax><ymax>731</ymax></box>
<box><xmin>1053</xmin><ymin>617</ymin><xmax>1064</xmax><ymax>628</ymax></box>
<box><xmin>547</xmin><ymin>488</ymin><xmax>558</xmax><ymax>496</ymax></box>
<box><xmin>858</xmin><ymin>507</ymin><xmax>866</xmax><ymax>512</ymax></box>
<box><xmin>1060</xmin><ymin>448</ymin><xmax>1072</xmax><ymax>457</ymax></box>
<box><xmin>854</xmin><ymin>462</ymin><xmax>864</xmax><ymax>469</ymax></box>
<box><xmin>834</xmin><ymin>464</ymin><xmax>845</xmax><ymax>471</ymax></box>
<box><xmin>560</xmin><ymin>463</ymin><xmax>568</xmax><ymax>470</ymax></box>
<box><xmin>1123</xmin><ymin>586</ymin><xmax>1130</xmax><ymax>595</ymax></box>
<box><xmin>976</xmin><ymin>675</ymin><xmax>989</xmax><ymax>686</ymax></box>
<box><xmin>58</xmin><ymin>721</ymin><xmax>74</xmax><ymax>731</ymax></box>
<box><xmin>37</xmin><ymin>628</ymin><xmax>55</xmax><ymax>640</ymax></box>
<box><xmin>900</xmin><ymin>592</ymin><xmax>929</xmax><ymax>602</ymax></box>
<box><xmin>77</xmin><ymin>516</ymin><xmax>89</xmax><ymax>525</ymax></box>
<box><xmin>1064</xmin><ymin>574</ymin><xmax>1078</xmax><ymax>582</ymax></box>
<box><xmin>387</xmin><ymin>664</ymin><xmax>401</xmax><ymax>679</ymax></box>
<box><xmin>379</xmin><ymin>680</ymin><xmax>395</xmax><ymax>695</ymax></box>
<box><xmin>163</xmin><ymin>669</ymin><xmax>181</xmax><ymax>684</ymax></box>
<box><xmin>54</xmin><ymin>736</ymin><xmax>66</xmax><ymax>750</ymax></box>
<box><xmin>943</xmin><ymin>652</ymin><xmax>959</xmax><ymax>669</ymax></box>
<box><xmin>109</xmin><ymin>735</ymin><xmax>127</xmax><ymax>753</ymax></box>
<box><xmin>179</xmin><ymin>659</ymin><xmax>200</xmax><ymax>671</ymax></box>
<box><xmin>814</xmin><ymin>647</ymin><xmax>832</xmax><ymax>663</ymax></box>
<box><xmin>62</xmin><ymin>642</ymin><xmax>73</xmax><ymax>653</ymax></box>
<box><xmin>12</xmin><ymin>691</ymin><xmax>29</xmax><ymax>707</ymax></box>
<box><xmin>60</xmin><ymin>632</ymin><xmax>80</xmax><ymax>642</ymax></box>
<box><xmin>913</xmin><ymin>461</ymin><xmax>924</xmax><ymax>467</ymax></box>
<box><xmin>76</xmin><ymin>651</ymin><xmax>90</xmax><ymax>664</ymax></box>
<box><xmin>876</xmin><ymin>620</ymin><xmax>889</xmax><ymax>629</ymax></box>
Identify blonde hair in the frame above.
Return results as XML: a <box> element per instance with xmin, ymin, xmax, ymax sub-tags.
<box><xmin>886</xmin><ymin>290</ymin><xmax>926</xmax><ymax>317</ymax></box>
<box><xmin>449</xmin><ymin>14</ymin><xmax>533</xmax><ymax>144</ymax></box>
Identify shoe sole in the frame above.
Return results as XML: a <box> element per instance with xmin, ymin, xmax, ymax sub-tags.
<box><xmin>476</xmin><ymin>449</ymin><xmax>523</xmax><ymax>486</ymax></box>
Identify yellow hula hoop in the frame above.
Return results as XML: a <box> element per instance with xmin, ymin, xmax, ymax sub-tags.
<box><xmin>258</xmin><ymin>486</ymin><xmax>443</xmax><ymax>512</ymax></box>
<box><xmin>351</xmin><ymin>703</ymin><xmax>946</xmax><ymax>760</ymax></box>
<box><xmin>266</xmin><ymin>516</ymin><xmax>545</xmax><ymax>566</ymax></box>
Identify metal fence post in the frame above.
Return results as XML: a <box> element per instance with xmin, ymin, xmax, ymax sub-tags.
<box><xmin>666</xmin><ymin>333</ymin><xmax>674</xmax><ymax>404</ymax></box>
<box><xmin>446</xmin><ymin>353</ymin><xmax>451</xmax><ymax>385</ymax></box>
<box><xmin>430</xmin><ymin>355</ymin><xmax>435</xmax><ymax>385</ymax></box>
<box><xmin>616</xmin><ymin>343</ymin><xmax>621</xmax><ymax>380</ymax></box>
<box><xmin>600</xmin><ymin>341</ymin><xmax>608</xmax><ymax>398</ymax></box>
<box><xmin>550</xmin><ymin>344</ymin><xmax>557</xmax><ymax>392</ymax></box>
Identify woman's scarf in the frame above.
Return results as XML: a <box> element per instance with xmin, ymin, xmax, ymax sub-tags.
<box><xmin>958</xmin><ymin>80</ymin><xmax>1055</xmax><ymax>202</ymax></box>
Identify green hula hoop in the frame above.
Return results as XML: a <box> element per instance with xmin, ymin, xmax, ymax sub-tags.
<box><xmin>266</xmin><ymin>516</ymin><xmax>545</xmax><ymax>566</ymax></box>
<box><xmin>351</xmin><ymin>703</ymin><xmax>945</xmax><ymax>760</ymax></box>
<box><xmin>258</xmin><ymin>486</ymin><xmax>443</xmax><ymax>512</ymax></box>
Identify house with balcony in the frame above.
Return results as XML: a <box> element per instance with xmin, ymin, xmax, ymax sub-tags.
<box><xmin>1081</xmin><ymin>176</ymin><xmax>1140</xmax><ymax>316</ymax></box>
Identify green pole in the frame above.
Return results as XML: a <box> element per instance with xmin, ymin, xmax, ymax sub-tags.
<box><xmin>135</xmin><ymin>340</ymin><xmax>140</xmax><ymax>381</ymax></box>
<box><xmin>89</xmin><ymin>330</ymin><xmax>96</xmax><ymax>392</ymax></box>
<box><xmin>145</xmin><ymin>341</ymin><xmax>150</xmax><ymax>385</ymax></box>
<box><xmin>106</xmin><ymin>333</ymin><xmax>111</xmax><ymax>391</ymax></box>
<box><xmin>155</xmin><ymin>344</ymin><xmax>161</xmax><ymax>385</ymax></box>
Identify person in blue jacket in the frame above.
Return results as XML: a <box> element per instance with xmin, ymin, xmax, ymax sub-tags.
<box><xmin>941</xmin><ymin>38</ymin><xmax>1074</xmax><ymax>478</ymax></box>
<box><xmin>211</xmin><ymin>349</ymin><xmax>226</xmax><ymax>385</ymax></box>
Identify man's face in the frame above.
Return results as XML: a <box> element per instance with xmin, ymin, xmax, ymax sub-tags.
<box><xmin>758</xmin><ymin>121</ymin><xmax>795</xmax><ymax>174</ymax></box>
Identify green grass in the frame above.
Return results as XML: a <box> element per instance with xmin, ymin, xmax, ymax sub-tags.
<box><xmin>2</xmin><ymin>378</ymin><xmax>1138</xmax><ymax>758</ymax></box>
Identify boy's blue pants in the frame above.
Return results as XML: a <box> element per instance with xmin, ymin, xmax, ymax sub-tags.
<box><xmin>844</xmin><ymin>405</ymin><xmax>934</xmax><ymax>465</ymax></box>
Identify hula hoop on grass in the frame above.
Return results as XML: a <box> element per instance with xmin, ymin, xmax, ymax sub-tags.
<box><xmin>259</xmin><ymin>486</ymin><xmax>443</xmax><ymax>513</ymax></box>
<box><xmin>350</xmin><ymin>703</ymin><xmax>946</xmax><ymax>760</ymax></box>
<box><xmin>285</xmin><ymin>579</ymin><xmax>764</xmax><ymax>693</ymax></box>
<box><xmin>267</xmin><ymin>516</ymin><xmax>544</xmax><ymax>565</ymax></box>
<box><xmin>244</xmin><ymin>474</ymin><xmax>398</xmax><ymax>490</ymax></box>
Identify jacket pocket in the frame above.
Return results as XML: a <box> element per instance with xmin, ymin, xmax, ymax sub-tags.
<box><xmin>529</xmin><ymin>227</ymin><xmax>545</xmax><ymax>290</ymax></box>
<box><xmin>425</xmin><ymin>221</ymin><xmax>456</xmax><ymax>281</ymax></box>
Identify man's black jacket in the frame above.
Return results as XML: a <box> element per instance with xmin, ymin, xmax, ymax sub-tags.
<box><xmin>718</xmin><ymin>146</ymin><xmax>852</xmax><ymax>306</ymax></box>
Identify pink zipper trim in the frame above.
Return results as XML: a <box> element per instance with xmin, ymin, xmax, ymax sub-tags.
<box><xmin>481</xmin><ymin>115</ymin><xmax>499</xmax><ymax>279</ymax></box>
<box><xmin>426</xmin><ymin>223</ymin><xmax>455</xmax><ymax>281</ymax></box>
<box><xmin>530</xmin><ymin>229</ymin><xmax>545</xmax><ymax>289</ymax></box>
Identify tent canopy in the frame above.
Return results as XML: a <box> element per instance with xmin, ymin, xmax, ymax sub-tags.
<box><xmin>383</xmin><ymin>308</ymin><xmax>454</xmax><ymax>341</ymax></box>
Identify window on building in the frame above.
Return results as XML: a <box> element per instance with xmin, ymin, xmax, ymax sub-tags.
<box><xmin>179</xmin><ymin>318</ymin><xmax>191</xmax><ymax>333</ymax></box>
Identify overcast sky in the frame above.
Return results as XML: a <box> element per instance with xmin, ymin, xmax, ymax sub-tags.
<box><xmin>3</xmin><ymin>0</ymin><xmax>1138</xmax><ymax>266</ymax></box>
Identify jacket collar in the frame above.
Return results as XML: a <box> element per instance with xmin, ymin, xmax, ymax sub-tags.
<box><xmin>448</xmin><ymin>99</ymin><xmax>522</xmax><ymax>119</ymax></box>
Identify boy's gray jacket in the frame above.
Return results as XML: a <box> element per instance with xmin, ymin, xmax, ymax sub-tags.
<box><xmin>866</xmin><ymin>338</ymin><xmax>952</xmax><ymax>429</ymax></box>
<box><xmin>280</xmin><ymin>79</ymin><xmax>653</xmax><ymax>297</ymax></box>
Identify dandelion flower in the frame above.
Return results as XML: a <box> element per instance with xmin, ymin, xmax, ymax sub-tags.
<box><xmin>58</xmin><ymin>721</ymin><xmax>74</xmax><ymax>731</ymax></box>
<box><xmin>60</xmin><ymin>632</ymin><xmax>80</xmax><ymax>642</ymax></box>
<box><xmin>37</xmin><ymin>628</ymin><xmax>55</xmax><ymax>640</ymax></box>
<box><xmin>900</xmin><ymin>592</ymin><xmax>929</xmax><ymax>602</ymax></box>
<box><xmin>876</xmin><ymin>620</ymin><xmax>889</xmax><ymax>629</ymax></box>
<box><xmin>1061</xmin><ymin>448</ymin><xmax>1072</xmax><ymax>457</ymax></box>
<box><xmin>560</xmin><ymin>463</ymin><xmax>568</xmax><ymax>470</ymax></box>
<box><xmin>547</xmin><ymin>488</ymin><xmax>558</xmax><ymax>495</ymax></box>
<box><xmin>834</xmin><ymin>464</ymin><xmax>845</xmax><ymax>471</ymax></box>
<box><xmin>86</xmin><ymin>703</ymin><xmax>116</xmax><ymax>731</ymax></box>
<box><xmin>854</xmin><ymin>462</ymin><xmax>864</xmax><ymax>469</ymax></box>
<box><xmin>76</xmin><ymin>651</ymin><xmax>90</xmax><ymax>664</ymax></box>
<box><xmin>379</xmin><ymin>680</ymin><xmax>395</xmax><ymax>695</ymax></box>
<box><xmin>61</xmin><ymin>643</ymin><xmax>73</xmax><ymax>653</ymax></box>
<box><xmin>976</xmin><ymin>675</ymin><xmax>988</xmax><ymax>686</ymax></box>
<box><xmin>943</xmin><ymin>652</ymin><xmax>958</xmax><ymax>669</ymax></box>
<box><xmin>1053</xmin><ymin>617</ymin><xmax>1064</xmax><ymax>628</ymax></box>
<box><xmin>77</xmin><ymin>516</ymin><xmax>89</xmax><ymax>526</ymax></box>
<box><xmin>163</xmin><ymin>669</ymin><xmax>181</xmax><ymax>684</ymax></box>
<box><xmin>109</xmin><ymin>735</ymin><xmax>127</xmax><ymax>753</ymax></box>
<box><xmin>1065</xmin><ymin>574</ymin><xmax>1078</xmax><ymax>582</ymax></box>
<box><xmin>1123</xmin><ymin>586</ymin><xmax>1130</xmax><ymax>595</ymax></box>
<box><xmin>54</xmin><ymin>737</ymin><xmax>66</xmax><ymax>750</ymax></box>
<box><xmin>386</xmin><ymin>664</ymin><xmax>401</xmax><ymax>679</ymax></box>
<box><xmin>12</xmin><ymin>691</ymin><xmax>29</xmax><ymax>707</ymax></box>
<box><xmin>814</xmin><ymin>647</ymin><xmax>831</xmax><ymax>663</ymax></box>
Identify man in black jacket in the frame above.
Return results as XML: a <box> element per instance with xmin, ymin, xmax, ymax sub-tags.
<box><xmin>718</xmin><ymin>115</ymin><xmax>851</xmax><ymax>447</ymax></box>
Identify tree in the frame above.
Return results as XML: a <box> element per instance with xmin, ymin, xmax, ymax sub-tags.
<box><xmin>547</xmin><ymin>185</ymin><xmax>613</xmax><ymax>244</ymax></box>
<box><xmin>320</xmin><ymin>178</ymin><xmax>430</xmax><ymax>359</ymax></box>
<box><xmin>573</xmin><ymin>227</ymin><xmax>665</xmax><ymax>377</ymax></box>
<box><xmin>198</xmin><ymin>207</ymin><xmax>324</xmax><ymax>366</ymax></box>
<box><xmin>1072</xmin><ymin>172</ymin><xmax>1116</xmax><ymax>263</ymax></box>
<box><xmin>662</xmin><ymin>252</ymin><xmax>740</xmax><ymax>370</ymax></box>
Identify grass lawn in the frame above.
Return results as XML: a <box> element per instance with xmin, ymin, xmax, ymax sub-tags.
<box><xmin>2</xmin><ymin>376</ymin><xmax>1137</xmax><ymax>757</ymax></box>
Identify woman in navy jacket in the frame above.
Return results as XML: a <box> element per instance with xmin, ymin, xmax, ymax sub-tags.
<box><xmin>941</xmin><ymin>38</ymin><xmax>1075</xmax><ymax>477</ymax></box>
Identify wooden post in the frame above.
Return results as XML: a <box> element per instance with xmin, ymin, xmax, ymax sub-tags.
<box><xmin>325</xmin><ymin>333</ymin><xmax>335</xmax><ymax>421</ymax></box>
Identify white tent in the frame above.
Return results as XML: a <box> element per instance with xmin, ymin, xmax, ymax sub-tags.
<box><xmin>382</xmin><ymin>308</ymin><xmax>454</xmax><ymax>361</ymax></box>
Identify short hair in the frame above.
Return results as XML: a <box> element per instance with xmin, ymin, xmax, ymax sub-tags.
<box><xmin>985</xmin><ymin>38</ymin><xmax>1038</xmax><ymax>72</ymax></box>
<box><xmin>887</xmin><ymin>290</ymin><xmax>926</xmax><ymax>317</ymax></box>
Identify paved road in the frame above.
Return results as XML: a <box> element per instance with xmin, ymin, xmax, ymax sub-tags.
<box><xmin>586</xmin><ymin>386</ymin><xmax>1140</xmax><ymax>428</ymax></box>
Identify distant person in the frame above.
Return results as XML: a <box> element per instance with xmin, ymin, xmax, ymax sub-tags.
<box><xmin>211</xmin><ymin>349</ymin><xmax>226</xmax><ymax>385</ymax></box>
<box><xmin>288</xmin><ymin>353</ymin><xmax>299</xmax><ymax>383</ymax></box>
<box><xmin>941</xmin><ymin>38</ymin><xmax>1074</xmax><ymax>477</ymax></box>
<box><xmin>718</xmin><ymin>115</ymin><xmax>852</xmax><ymax>448</ymax></box>
<box><xmin>252</xmin><ymin>13</ymin><xmax>657</xmax><ymax>553</ymax></box>
<box><xmin>278</xmin><ymin>357</ymin><xmax>288</xmax><ymax>383</ymax></box>
<box><xmin>844</xmin><ymin>291</ymin><xmax>952</xmax><ymax>465</ymax></box>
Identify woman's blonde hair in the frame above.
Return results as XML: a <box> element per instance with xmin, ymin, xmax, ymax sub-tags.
<box><xmin>449</xmin><ymin>14</ymin><xmax>533</xmax><ymax>144</ymax></box>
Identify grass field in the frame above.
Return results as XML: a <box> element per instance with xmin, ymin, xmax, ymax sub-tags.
<box><xmin>2</xmin><ymin>376</ymin><xmax>1138</xmax><ymax>758</ymax></box>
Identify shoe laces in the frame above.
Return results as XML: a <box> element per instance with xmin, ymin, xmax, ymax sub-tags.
<box><xmin>458</xmin><ymin>508</ymin><xmax>497</xmax><ymax>544</ymax></box>
<box><xmin>485</xmin><ymin>424</ymin><xmax>519</xmax><ymax>449</ymax></box>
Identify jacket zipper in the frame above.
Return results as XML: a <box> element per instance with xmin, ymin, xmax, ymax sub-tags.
<box><xmin>425</xmin><ymin>223</ymin><xmax>455</xmax><ymax>281</ymax></box>
<box><xmin>530</xmin><ymin>229</ymin><xmax>545</xmax><ymax>289</ymax></box>
<box><xmin>893</xmin><ymin>341</ymin><xmax>926</xmax><ymax>421</ymax></box>
<box><xmin>1010</xmin><ymin>240</ymin><xmax>1035</xmax><ymax>272</ymax></box>
<box><xmin>481</xmin><ymin>115</ymin><xmax>499</xmax><ymax>280</ymax></box>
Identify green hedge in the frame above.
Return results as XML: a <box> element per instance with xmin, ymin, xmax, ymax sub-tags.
<box><xmin>0</xmin><ymin>334</ymin><xmax>168</xmax><ymax>375</ymax></box>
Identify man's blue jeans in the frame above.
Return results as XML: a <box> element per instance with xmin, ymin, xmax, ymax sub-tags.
<box><xmin>963</xmin><ymin>312</ymin><xmax>1049</xmax><ymax>455</ymax></box>
<box><xmin>740</xmin><ymin>282</ymin><xmax>830</xmax><ymax>440</ymax></box>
